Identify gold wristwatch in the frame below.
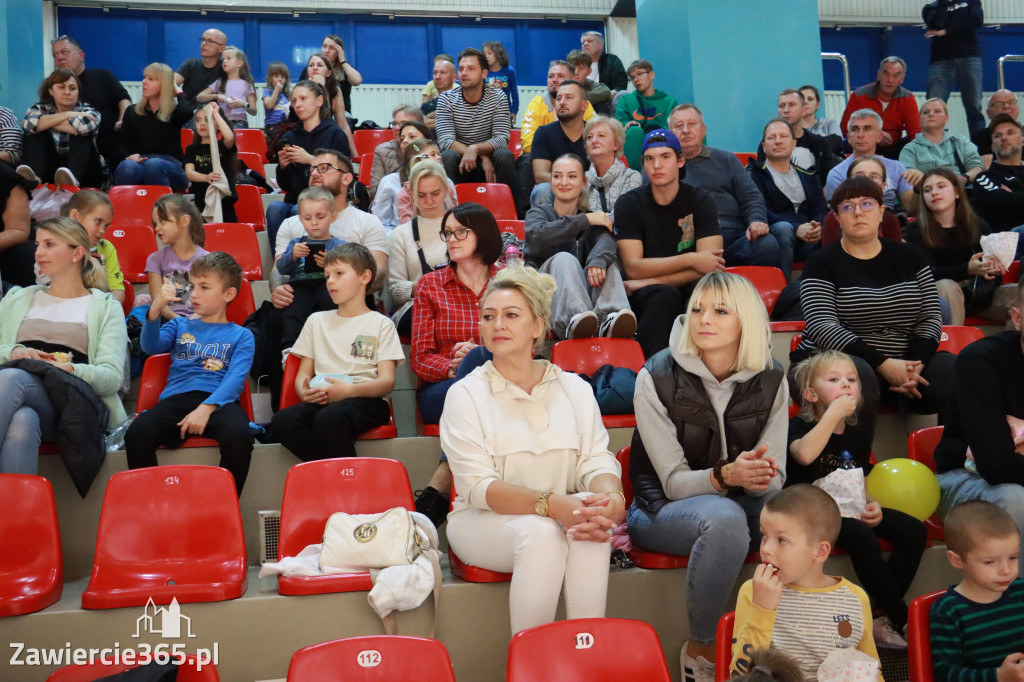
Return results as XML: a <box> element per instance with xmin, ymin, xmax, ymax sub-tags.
<box><xmin>535</xmin><ymin>491</ymin><xmax>554</xmax><ymax>517</ymax></box>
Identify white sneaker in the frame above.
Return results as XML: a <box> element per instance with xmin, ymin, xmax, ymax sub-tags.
<box><xmin>566</xmin><ymin>311</ymin><xmax>599</xmax><ymax>339</ymax></box>
<box><xmin>15</xmin><ymin>165</ymin><xmax>41</xmax><ymax>184</ymax></box>
<box><xmin>600</xmin><ymin>309</ymin><xmax>637</xmax><ymax>338</ymax></box>
<box><xmin>872</xmin><ymin>615</ymin><xmax>908</xmax><ymax>649</ymax></box>
<box><xmin>680</xmin><ymin>642</ymin><xmax>716</xmax><ymax>682</ymax></box>
<box><xmin>54</xmin><ymin>166</ymin><xmax>79</xmax><ymax>189</ymax></box>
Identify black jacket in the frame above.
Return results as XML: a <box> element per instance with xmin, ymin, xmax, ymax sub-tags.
<box><xmin>923</xmin><ymin>0</ymin><xmax>983</xmax><ymax>62</ymax></box>
<box><xmin>755</xmin><ymin>129</ymin><xmax>839</xmax><ymax>187</ymax></box>
<box><xmin>747</xmin><ymin>160</ymin><xmax>828</xmax><ymax>226</ymax></box>
<box><xmin>597</xmin><ymin>52</ymin><xmax>628</xmax><ymax>92</ymax></box>
<box><xmin>276</xmin><ymin>119</ymin><xmax>351</xmax><ymax>203</ymax></box>
<box><xmin>972</xmin><ymin>163</ymin><xmax>1024</xmax><ymax>232</ymax></box>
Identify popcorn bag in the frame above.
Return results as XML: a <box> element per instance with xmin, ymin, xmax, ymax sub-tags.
<box><xmin>980</xmin><ymin>231</ymin><xmax>1019</xmax><ymax>271</ymax></box>
<box><xmin>813</xmin><ymin>467</ymin><xmax>867</xmax><ymax>519</ymax></box>
<box><xmin>817</xmin><ymin>648</ymin><xmax>880</xmax><ymax>682</ymax></box>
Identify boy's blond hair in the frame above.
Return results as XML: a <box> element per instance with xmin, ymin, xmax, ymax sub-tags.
<box><xmin>297</xmin><ymin>186</ymin><xmax>336</xmax><ymax>213</ymax></box>
<box><xmin>764</xmin><ymin>484</ymin><xmax>841</xmax><ymax>545</ymax></box>
<box><xmin>945</xmin><ymin>500</ymin><xmax>1020</xmax><ymax>557</ymax></box>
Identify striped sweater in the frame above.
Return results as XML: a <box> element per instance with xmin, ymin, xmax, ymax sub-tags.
<box><xmin>792</xmin><ymin>239</ymin><xmax>942</xmax><ymax>369</ymax></box>
<box><xmin>435</xmin><ymin>86</ymin><xmax>510</xmax><ymax>154</ymax></box>
<box><xmin>930</xmin><ymin>580</ymin><xmax>1024</xmax><ymax>682</ymax></box>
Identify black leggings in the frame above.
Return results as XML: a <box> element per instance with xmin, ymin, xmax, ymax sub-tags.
<box><xmin>22</xmin><ymin>132</ymin><xmax>104</xmax><ymax>188</ymax></box>
<box><xmin>834</xmin><ymin>510</ymin><xmax>928</xmax><ymax>630</ymax></box>
<box><xmin>271</xmin><ymin>397</ymin><xmax>390</xmax><ymax>460</ymax></box>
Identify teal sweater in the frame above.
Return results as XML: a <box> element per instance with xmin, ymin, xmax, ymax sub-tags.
<box><xmin>0</xmin><ymin>286</ymin><xmax>128</xmax><ymax>428</ymax></box>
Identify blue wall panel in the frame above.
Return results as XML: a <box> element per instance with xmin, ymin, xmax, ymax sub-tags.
<box><xmin>358</xmin><ymin>22</ymin><xmax>430</xmax><ymax>84</ymax></box>
<box><xmin>440</xmin><ymin>24</ymin><xmax>517</xmax><ymax>69</ymax></box>
<box><xmin>258</xmin><ymin>20</ymin><xmax>337</xmax><ymax>81</ymax></box>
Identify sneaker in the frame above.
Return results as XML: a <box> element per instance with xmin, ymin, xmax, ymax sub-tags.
<box><xmin>414</xmin><ymin>486</ymin><xmax>450</xmax><ymax>528</ymax></box>
<box><xmin>600</xmin><ymin>309</ymin><xmax>637</xmax><ymax>339</ymax></box>
<box><xmin>680</xmin><ymin>642</ymin><xmax>716</xmax><ymax>682</ymax></box>
<box><xmin>872</xmin><ymin>615</ymin><xmax>908</xmax><ymax>649</ymax></box>
<box><xmin>566</xmin><ymin>311</ymin><xmax>599</xmax><ymax>339</ymax></box>
<box><xmin>54</xmin><ymin>166</ymin><xmax>79</xmax><ymax>189</ymax></box>
<box><xmin>15</xmin><ymin>165</ymin><xmax>40</xmax><ymax>184</ymax></box>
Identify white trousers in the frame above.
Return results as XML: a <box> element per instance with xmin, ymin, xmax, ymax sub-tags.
<box><xmin>447</xmin><ymin>506</ymin><xmax>612</xmax><ymax>633</ymax></box>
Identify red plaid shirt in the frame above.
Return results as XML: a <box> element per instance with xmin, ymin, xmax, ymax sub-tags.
<box><xmin>411</xmin><ymin>264</ymin><xmax>499</xmax><ymax>382</ymax></box>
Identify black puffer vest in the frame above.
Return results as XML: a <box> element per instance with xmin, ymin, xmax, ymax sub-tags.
<box><xmin>630</xmin><ymin>349</ymin><xmax>783</xmax><ymax>514</ymax></box>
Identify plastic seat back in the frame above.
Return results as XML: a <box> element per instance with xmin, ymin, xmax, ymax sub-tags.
<box><xmin>734</xmin><ymin>152</ymin><xmax>758</xmax><ymax>167</ymax></box>
<box><xmin>908</xmin><ymin>591</ymin><xmax>944</xmax><ymax>682</ymax></box>
<box><xmin>234</xmin><ymin>184</ymin><xmax>267</xmax><ymax>230</ymax></box>
<box><xmin>938</xmin><ymin>325</ymin><xmax>984</xmax><ymax>355</ymax></box>
<box><xmin>907</xmin><ymin>426</ymin><xmax>946</xmax><ymax>540</ymax></box>
<box><xmin>1004</xmin><ymin>260</ymin><xmax>1020</xmax><ymax>285</ymax></box>
<box><xmin>0</xmin><ymin>474</ymin><xmax>62</xmax><ymax>617</ymax></box>
<box><xmin>497</xmin><ymin>219</ymin><xmax>525</xmax><ymax>240</ymax></box>
<box><xmin>506</xmin><ymin>618</ymin><xmax>671</xmax><ymax>681</ymax></box>
<box><xmin>726</xmin><ymin>265</ymin><xmax>787</xmax><ymax>313</ymax></box>
<box><xmin>715</xmin><ymin>612</ymin><xmax>735</xmax><ymax>681</ymax></box>
<box><xmin>109</xmin><ymin>185</ymin><xmax>172</xmax><ymax>227</ymax></box>
<box><xmin>455</xmin><ymin>184</ymin><xmax>517</xmax><ymax>221</ymax></box>
<box><xmin>225</xmin><ymin>278</ymin><xmax>255</xmax><ymax>326</ymax></box>
<box><xmin>233</xmin><ymin>128</ymin><xmax>268</xmax><ymax>163</ymax></box>
<box><xmin>287</xmin><ymin>636</ymin><xmax>455</xmax><ymax>682</ymax></box>
<box><xmin>204</xmin><ymin>222</ymin><xmax>263</xmax><ymax>280</ymax></box>
<box><xmin>121</xmin><ymin>280</ymin><xmax>134</xmax><ymax>317</ymax></box>
<box><xmin>237</xmin><ymin>151</ymin><xmax>264</xmax><ymax>175</ymax></box>
<box><xmin>353</xmin><ymin>129</ymin><xmax>394</xmax><ymax>157</ymax></box>
<box><xmin>358</xmin><ymin>152</ymin><xmax>374</xmax><ymax>186</ymax></box>
<box><xmin>47</xmin><ymin>653</ymin><xmax>219</xmax><ymax>681</ymax></box>
<box><xmin>180</xmin><ymin>128</ymin><xmax>194</xmax><ymax>155</ymax></box>
<box><xmin>509</xmin><ymin>129</ymin><xmax>522</xmax><ymax>158</ymax></box>
<box><xmin>104</xmin><ymin>224</ymin><xmax>157</xmax><ymax>283</ymax></box>
<box><xmin>550</xmin><ymin>338</ymin><xmax>646</xmax><ymax>375</ymax></box>
<box><xmin>81</xmin><ymin>465</ymin><xmax>247</xmax><ymax>609</ymax></box>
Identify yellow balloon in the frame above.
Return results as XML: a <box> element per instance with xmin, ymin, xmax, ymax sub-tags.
<box><xmin>865</xmin><ymin>458</ymin><xmax>940</xmax><ymax>522</ymax></box>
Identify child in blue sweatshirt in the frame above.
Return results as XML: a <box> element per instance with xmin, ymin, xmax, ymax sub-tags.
<box><xmin>125</xmin><ymin>252</ymin><xmax>256</xmax><ymax>494</ymax></box>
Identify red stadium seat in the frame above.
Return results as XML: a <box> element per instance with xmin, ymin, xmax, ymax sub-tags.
<box><xmin>715</xmin><ymin>611</ymin><xmax>735</xmax><ymax>682</ymax></box>
<box><xmin>36</xmin><ymin>183</ymin><xmax>79</xmax><ymax>194</ymax></box>
<box><xmin>353</xmin><ymin>129</ymin><xmax>394</xmax><ymax>158</ymax></box>
<box><xmin>181</xmin><ymin>128</ymin><xmax>194</xmax><ymax>155</ymax></box>
<box><xmin>226</xmin><ymin>278</ymin><xmax>255</xmax><ymax>326</ymax></box>
<box><xmin>234</xmin><ymin>184</ymin><xmax>267</xmax><ymax>231</ymax></box>
<box><xmin>287</xmin><ymin>636</ymin><xmax>455</xmax><ymax>682</ymax></box>
<box><xmin>448</xmin><ymin>480</ymin><xmax>511</xmax><ymax>583</ymax></box>
<box><xmin>109</xmin><ymin>185</ymin><xmax>172</xmax><ymax>227</ymax></box>
<box><xmin>81</xmin><ymin>465</ymin><xmax>247</xmax><ymax>609</ymax></box>
<box><xmin>120</xmin><ymin>280</ymin><xmax>134</xmax><ymax>317</ymax></box>
<box><xmin>233</xmin><ymin>128</ymin><xmax>268</xmax><ymax>163</ymax></box>
<box><xmin>237</xmin><ymin>151</ymin><xmax>265</xmax><ymax>175</ymax></box>
<box><xmin>937</xmin><ymin>325</ymin><xmax>984</xmax><ymax>355</ymax></box>
<box><xmin>908</xmin><ymin>426</ymin><xmax>946</xmax><ymax>541</ymax></box>
<box><xmin>726</xmin><ymin>266</ymin><xmax>804</xmax><ymax>333</ymax></box>
<box><xmin>0</xmin><ymin>475</ymin><xmax>62</xmax><ymax>617</ymax></box>
<box><xmin>276</xmin><ymin>458</ymin><xmax>414</xmax><ymax>595</ymax></box>
<box><xmin>734</xmin><ymin>152</ymin><xmax>758</xmax><ymax>167</ymax></box>
<box><xmin>204</xmin><ymin>222</ymin><xmax>263</xmax><ymax>280</ymax></box>
<box><xmin>105</xmin><ymin>224</ymin><xmax>157</xmax><ymax>283</ymax></box>
<box><xmin>506</xmin><ymin>618</ymin><xmax>671</xmax><ymax>682</ymax></box>
<box><xmin>908</xmin><ymin>591</ymin><xmax>944</xmax><ymax>682</ymax></box>
<box><xmin>509</xmin><ymin>129</ymin><xmax>522</xmax><ymax>159</ymax></box>
<box><xmin>497</xmin><ymin>219</ymin><xmax>525</xmax><ymax>240</ymax></box>
<box><xmin>358</xmin><ymin>152</ymin><xmax>374</xmax><ymax>187</ymax></box>
<box><xmin>136</xmin><ymin>354</ymin><xmax>254</xmax><ymax>449</ymax></box>
<box><xmin>47</xmin><ymin>654</ymin><xmax>219</xmax><ymax>681</ymax></box>
<box><xmin>550</xmin><ymin>338</ymin><xmax>645</xmax><ymax>428</ymax></box>
<box><xmin>455</xmin><ymin>183</ymin><xmax>517</xmax><ymax>221</ymax></box>
<box><xmin>1004</xmin><ymin>260</ymin><xmax>1020</xmax><ymax>285</ymax></box>
<box><xmin>278</xmin><ymin>354</ymin><xmax>398</xmax><ymax>439</ymax></box>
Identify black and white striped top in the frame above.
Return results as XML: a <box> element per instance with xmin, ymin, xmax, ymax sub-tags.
<box><xmin>792</xmin><ymin>239</ymin><xmax>942</xmax><ymax>368</ymax></box>
<box><xmin>435</xmin><ymin>87</ymin><xmax>510</xmax><ymax>153</ymax></box>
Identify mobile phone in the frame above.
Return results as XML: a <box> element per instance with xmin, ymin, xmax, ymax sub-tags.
<box><xmin>304</xmin><ymin>240</ymin><xmax>327</xmax><ymax>274</ymax></box>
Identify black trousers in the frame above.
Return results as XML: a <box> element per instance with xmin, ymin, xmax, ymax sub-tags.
<box><xmin>22</xmin><ymin>132</ymin><xmax>104</xmax><ymax>188</ymax></box>
<box><xmin>834</xmin><ymin>510</ymin><xmax>928</xmax><ymax>630</ymax></box>
<box><xmin>271</xmin><ymin>397</ymin><xmax>390</xmax><ymax>460</ymax></box>
<box><xmin>125</xmin><ymin>390</ymin><xmax>253</xmax><ymax>494</ymax></box>
<box><xmin>627</xmin><ymin>283</ymin><xmax>690</xmax><ymax>359</ymax></box>
<box><xmin>262</xmin><ymin>296</ymin><xmax>337</xmax><ymax>412</ymax></box>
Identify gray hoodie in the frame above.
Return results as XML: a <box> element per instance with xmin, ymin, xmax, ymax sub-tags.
<box><xmin>633</xmin><ymin>317</ymin><xmax>789</xmax><ymax>500</ymax></box>
<box><xmin>523</xmin><ymin>203</ymin><xmax>619</xmax><ymax>271</ymax></box>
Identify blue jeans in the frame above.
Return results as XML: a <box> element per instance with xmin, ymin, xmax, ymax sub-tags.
<box><xmin>417</xmin><ymin>346</ymin><xmax>493</xmax><ymax>425</ymax></box>
<box><xmin>722</xmin><ymin>226</ymin><xmax>781</xmax><ymax>270</ymax></box>
<box><xmin>769</xmin><ymin>221</ymin><xmax>820</xmax><ymax>281</ymax></box>
<box><xmin>267</xmin><ymin>201</ymin><xmax>299</xmax><ymax>249</ymax></box>
<box><xmin>113</xmin><ymin>154</ymin><xmax>188</xmax><ymax>190</ymax></box>
<box><xmin>938</xmin><ymin>468</ymin><xmax>1024</xmax><ymax>577</ymax></box>
<box><xmin>927</xmin><ymin>57</ymin><xmax>985</xmax><ymax>134</ymax></box>
<box><xmin>0</xmin><ymin>368</ymin><xmax>59</xmax><ymax>474</ymax></box>
<box><xmin>627</xmin><ymin>493</ymin><xmax>770</xmax><ymax>644</ymax></box>
<box><xmin>529</xmin><ymin>182</ymin><xmax>554</xmax><ymax>208</ymax></box>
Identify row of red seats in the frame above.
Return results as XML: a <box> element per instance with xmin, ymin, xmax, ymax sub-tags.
<box><xmin>106</xmin><ymin>184</ymin><xmax>266</xmax><ymax>231</ymax></box>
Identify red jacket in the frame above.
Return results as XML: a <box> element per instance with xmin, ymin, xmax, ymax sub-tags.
<box><xmin>840</xmin><ymin>82</ymin><xmax>921</xmax><ymax>144</ymax></box>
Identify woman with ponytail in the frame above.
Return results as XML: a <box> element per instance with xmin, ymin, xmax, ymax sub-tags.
<box><xmin>0</xmin><ymin>217</ymin><xmax>127</xmax><ymax>474</ymax></box>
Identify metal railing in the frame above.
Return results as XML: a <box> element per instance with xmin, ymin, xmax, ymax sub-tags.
<box><xmin>822</xmin><ymin>52</ymin><xmax>851</xmax><ymax>102</ymax></box>
<box><xmin>998</xmin><ymin>55</ymin><xmax>1024</xmax><ymax>91</ymax></box>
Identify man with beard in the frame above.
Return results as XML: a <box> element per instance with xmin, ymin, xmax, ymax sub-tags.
<box><xmin>528</xmin><ymin>80</ymin><xmax>590</xmax><ymax>206</ymax></box>
<box><xmin>972</xmin><ymin>114</ymin><xmax>1024</xmax><ymax>236</ymax></box>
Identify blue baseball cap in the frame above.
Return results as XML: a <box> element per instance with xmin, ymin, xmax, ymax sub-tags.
<box><xmin>641</xmin><ymin>128</ymin><xmax>682</xmax><ymax>153</ymax></box>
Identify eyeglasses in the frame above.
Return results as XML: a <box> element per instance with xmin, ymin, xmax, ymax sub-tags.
<box><xmin>200</xmin><ymin>37</ymin><xmax>225</xmax><ymax>47</ymax></box>
<box><xmin>439</xmin><ymin>227</ymin><xmax>473</xmax><ymax>241</ymax></box>
<box><xmin>629</xmin><ymin>71</ymin><xmax>650</xmax><ymax>81</ymax></box>
<box><xmin>990</xmin><ymin>100</ymin><xmax>1017</xmax><ymax>111</ymax></box>
<box><xmin>306</xmin><ymin>163</ymin><xmax>343</xmax><ymax>176</ymax></box>
<box><xmin>390</xmin><ymin>120</ymin><xmax>405</xmax><ymax>129</ymax></box>
<box><xmin>837</xmin><ymin>199</ymin><xmax>880</xmax><ymax>214</ymax></box>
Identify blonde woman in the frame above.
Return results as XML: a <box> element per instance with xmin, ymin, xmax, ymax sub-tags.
<box><xmin>442</xmin><ymin>264</ymin><xmax>625</xmax><ymax>634</ymax></box>
<box><xmin>899</xmin><ymin>98</ymin><xmax>983</xmax><ymax>184</ymax></box>
<box><xmin>626</xmin><ymin>271</ymin><xmax>788</xmax><ymax>682</ymax></box>
<box><xmin>113</xmin><ymin>63</ymin><xmax>192</xmax><ymax>188</ymax></box>
<box><xmin>0</xmin><ymin>217</ymin><xmax>127</xmax><ymax>474</ymax></box>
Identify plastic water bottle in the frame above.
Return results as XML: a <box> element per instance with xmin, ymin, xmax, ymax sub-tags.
<box><xmin>105</xmin><ymin>414</ymin><xmax>137</xmax><ymax>452</ymax></box>
<box><xmin>838</xmin><ymin>450</ymin><xmax>857</xmax><ymax>470</ymax></box>
<box><xmin>502</xmin><ymin>244</ymin><xmax>523</xmax><ymax>266</ymax></box>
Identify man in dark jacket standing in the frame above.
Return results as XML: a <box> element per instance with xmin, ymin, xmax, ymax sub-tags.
<box><xmin>923</xmin><ymin>0</ymin><xmax>985</xmax><ymax>134</ymax></box>
<box><xmin>581</xmin><ymin>31</ymin><xmax>628</xmax><ymax>103</ymax></box>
